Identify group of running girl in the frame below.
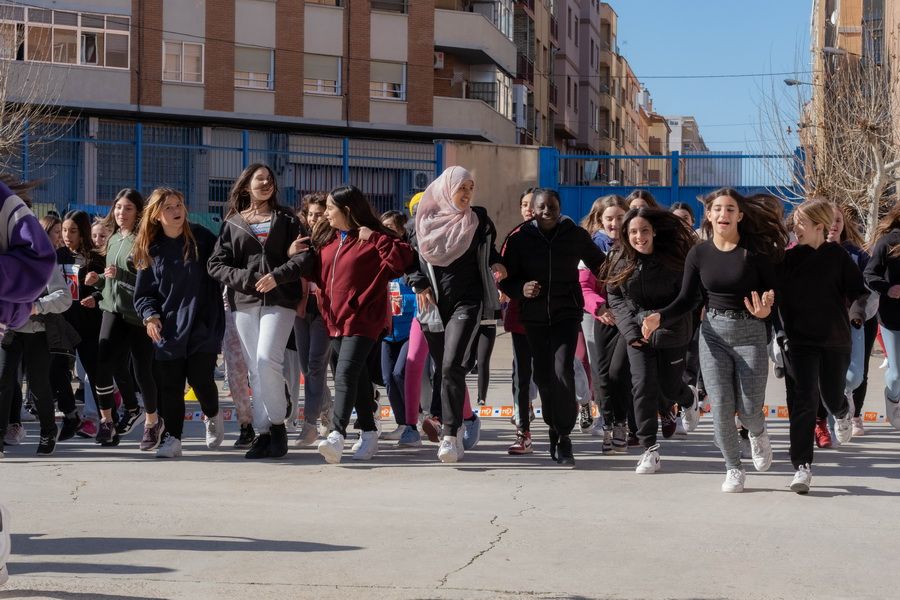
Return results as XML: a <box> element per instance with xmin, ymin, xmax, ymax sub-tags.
<box><xmin>1</xmin><ymin>165</ymin><xmax>899</xmax><ymax>496</ymax></box>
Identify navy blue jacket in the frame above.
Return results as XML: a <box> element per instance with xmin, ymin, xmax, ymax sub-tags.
<box><xmin>134</xmin><ymin>224</ymin><xmax>225</xmax><ymax>360</ymax></box>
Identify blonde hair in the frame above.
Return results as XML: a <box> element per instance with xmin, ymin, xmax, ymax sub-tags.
<box><xmin>133</xmin><ymin>187</ymin><xmax>197</xmax><ymax>269</ymax></box>
<box><xmin>795</xmin><ymin>198</ymin><xmax>835</xmax><ymax>236</ymax></box>
<box><xmin>580</xmin><ymin>195</ymin><xmax>628</xmax><ymax>235</ymax></box>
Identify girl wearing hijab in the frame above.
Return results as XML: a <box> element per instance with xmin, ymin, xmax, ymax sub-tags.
<box><xmin>408</xmin><ymin>166</ymin><xmax>505</xmax><ymax>463</ymax></box>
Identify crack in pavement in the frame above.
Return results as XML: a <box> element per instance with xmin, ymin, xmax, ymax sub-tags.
<box><xmin>70</xmin><ymin>480</ymin><xmax>86</xmax><ymax>503</ymax></box>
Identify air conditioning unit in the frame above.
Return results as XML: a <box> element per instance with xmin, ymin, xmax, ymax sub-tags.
<box><xmin>434</xmin><ymin>51</ymin><xmax>444</xmax><ymax>69</ymax></box>
<box><xmin>412</xmin><ymin>170</ymin><xmax>431</xmax><ymax>190</ymax></box>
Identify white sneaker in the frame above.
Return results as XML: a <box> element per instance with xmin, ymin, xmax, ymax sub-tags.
<box><xmin>317</xmin><ymin>431</ymin><xmax>344</xmax><ymax>464</ymax></box>
<box><xmin>674</xmin><ymin>417</ymin><xmax>687</xmax><ymax>437</ymax></box>
<box><xmin>833</xmin><ymin>413</ymin><xmax>853</xmax><ymax>445</ymax></box>
<box><xmin>749</xmin><ymin>430</ymin><xmax>772</xmax><ymax>472</ymax></box>
<box><xmin>721</xmin><ymin>467</ymin><xmax>746</xmax><ymax>493</ymax></box>
<box><xmin>155</xmin><ymin>435</ymin><xmax>182</xmax><ymax>458</ymax></box>
<box><xmin>3</xmin><ymin>423</ymin><xmax>25</xmax><ymax>446</ymax></box>
<box><xmin>293</xmin><ymin>422</ymin><xmax>319</xmax><ymax>447</ymax></box>
<box><xmin>0</xmin><ymin>503</ymin><xmax>10</xmax><ymax>586</ymax></box>
<box><xmin>635</xmin><ymin>444</ymin><xmax>661</xmax><ymax>474</ymax></box>
<box><xmin>352</xmin><ymin>431</ymin><xmax>379</xmax><ymax>461</ymax></box>
<box><xmin>682</xmin><ymin>387</ymin><xmax>701</xmax><ymax>432</ymax></box>
<box><xmin>438</xmin><ymin>436</ymin><xmax>459</xmax><ymax>463</ymax></box>
<box><xmin>380</xmin><ymin>424</ymin><xmax>405</xmax><ymax>441</ymax></box>
<box><xmin>351</xmin><ymin>435</ymin><xmax>363</xmax><ymax>452</ymax></box>
<box><xmin>885</xmin><ymin>396</ymin><xmax>900</xmax><ymax>430</ymax></box>
<box><xmin>851</xmin><ymin>416</ymin><xmax>866</xmax><ymax>437</ymax></box>
<box><xmin>204</xmin><ymin>411</ymin><xmax>224</xmax><ymax>450</ymax></box>
<box><xmin>790</xmin><ymin>464</ymin><xmax>812</xmax><ymax>494</ymax></box>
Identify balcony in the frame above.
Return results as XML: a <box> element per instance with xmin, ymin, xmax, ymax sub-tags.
<box><xmin>434</xmin><ymin>96</ymin><xmax>517</xmax><ymax>144</ymax></box>
<box><xmin>554</xmin><ymin>111</ymin><xmax>577</xmax><ymax>139</ymax></box>
<box><xmin>515</xmin><ymin>0</ymin><xmax>535</xmax><ymax>12</ymax></box>
<box><xmin>434</xmin><ymin>9</ymin><xmax>517</xmax><ymax>75</ymax></box>
<box><xmin>516</xmin><ymin>54</ymin><xmax>534</xmax><ymax>85</ymax></box>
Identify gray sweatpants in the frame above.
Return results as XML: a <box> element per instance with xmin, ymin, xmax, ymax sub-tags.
<box><xmin>699</xmin><ymin>312</ymin><xmax>769</xmax><ymax>470</ymax></box>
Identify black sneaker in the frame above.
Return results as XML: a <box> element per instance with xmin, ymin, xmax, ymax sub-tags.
<box><xmin>37</xmin><ymin>426</ymin><xmax>58</xmax><ymax>455</ymax></box>
<box><xmin>59</xmin><ymin>415</ymin><xmax>83</xmax><ymax>442</ymax></box>
<box><xmin>579</xmin><ymin>404</ymin><xmax>593</xmax><ymax>432</ymax></box>
<box><xmin>234</xmin><ymin>423</ymin><xmax>255</xmax><ymax>449</ymax></box>
<box><xmin>548</xmin><ymin>428</ymin><xmax>559</xmax><ymax>462</ymax></box>
<box><xmin>96</xmin><ymin>421</ymin><xmax>120</xmax><ymax>446</ymax></box>
<box><xmin>268</xmin><ymin>423</ymin><xmax>288</xmax><ymax>458</ymax></box>
<box><xmin>245</xmin><ymin>433</ymin><xmax>271</xmax><ymax>459</ymax></box>
<box><xmin>557</xmin><ymin>435</ymin><xmax>575</xmax><ymax>467</ymax></box>
<box><xmin>116</xmin><ymin>407</ymin><xmax>145</xmax><ymax>436</ymax></box>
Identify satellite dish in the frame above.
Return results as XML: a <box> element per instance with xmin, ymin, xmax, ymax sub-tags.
<box><xmin>830</xmin><ymin>10</ymin><xmax>838</xmax><ymax>25</ymax></box>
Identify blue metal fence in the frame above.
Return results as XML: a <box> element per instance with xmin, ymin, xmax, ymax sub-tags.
<box><xmin>6</xmin><ymin>118</ymin><xmax>442</xmax><ymax>220</ymax></box>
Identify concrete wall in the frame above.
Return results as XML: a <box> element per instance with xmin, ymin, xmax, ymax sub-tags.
<box><xmin>442</xmin><ymin>141</ymin><xmax>539</xmax><ymax>239</ymax></box>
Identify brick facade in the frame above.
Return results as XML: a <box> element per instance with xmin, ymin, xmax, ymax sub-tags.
<box><xmin>346</xmin><ymin>1</ymin><xmax>371</xmax><ymax>122</ymax></box>
<box><xmin>205</xmin><ymin>0</ymin><xmax>235</xmax><ymax>112</ymax></box>
<box><xmin>130</xmin><ymin>0</ymin><xmax>162</xmax><ymax>106</ymax></box>
<box><xmin>275</xmin><ymin>0</ymin><xmax>304</xmax><ymax>117</ymax></box>
<box><xmin>406</xmin><ymin>0</ymin><xmax>434</xmax><ymax>126</ymax></box>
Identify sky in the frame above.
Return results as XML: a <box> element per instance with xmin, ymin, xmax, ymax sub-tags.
<box><xmin>610</xmin><ymin>0</ymin><xmax>812</xmax><ymax>155</ymax></box>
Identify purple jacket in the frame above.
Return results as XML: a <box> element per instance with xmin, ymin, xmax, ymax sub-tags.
<box><xmin>0</xmin><ymin>181</ymin><xmax>57</xmax><ymax>332</ymax></box>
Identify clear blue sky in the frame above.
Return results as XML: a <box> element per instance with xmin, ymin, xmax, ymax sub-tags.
<box><xmin>610</xmin><ymin>0</ymin><xmax>812</xmax><ymax>154</ymax></box>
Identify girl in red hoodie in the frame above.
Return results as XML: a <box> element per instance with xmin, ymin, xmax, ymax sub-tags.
<box><xmin>313</xmin><ymin>185</ymin><xmax>413</xmax><ymax>464</ymax></box>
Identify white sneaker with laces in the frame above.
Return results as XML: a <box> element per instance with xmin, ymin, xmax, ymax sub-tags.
<box><xmin>674</xmin><ymin>417</ymin><xmax>687</xmax><ymax>437</ymax></box>
<box><xmin>204</xmin><ymin>411</ymin><xmax>224</xmax><ymax>449</ymax></box>
<box><xmin>438</xmin><ymin>436</ymin><xmax>459</xmax><ymax>463</ymax></box>
<box><xmin>682</xmin><ymin>387</ymin><xmax>701</xmax><ymax>432</ymax></box>
<box><xmin>851</xmin><ymin>416</ymin><xmax>865</xmax><ymax>437</ymax></box>
<box><xmin>635</xmin><ymin>444</ymin><xmax>661</xmax><ymax>474</ymax></box>
<box><xmin>3</xmin><ymin>423</ymin><xmax>25</xmax><ymax>446</ymax></box>
<box><xmin>318</xmin><ymin>431</ymin><xmax>344</xmax><ymax>464</ymax></box>
<box><xmin>833</xmin><ymin>413</ymin><xmax>853</xmax><ymax>445</ymax></box>
<box><xmin>380</xmin><ymin>424</ymin><xmax>405</xmax><ymax>441</ymax></box>
<box><xmin>352</xmin><ymin>431</ymin><xmax>379</xmax><ymax>460</ymax></box>
<box><xmin>749</xmin><ymin>430</ymin><xmax>772</xmax><ymax>472</ymax></box>
<box><xmin>885</xmin><ymin>395</ymin><xmax>900</xmax><ymax>430</ymax></box>
<box><xmin>155</xmin><ymin>435</ymin><xmax>183</xmax><ymax>458</ymax></box>
<box><xmin>293</xmin><ymin>422</ymin><xmax>319</xmax><ymax>447</ymax></box>
<box><xmin>721</xmin><ymin>467</ymin><xmax>746</xmax><ymax>493</ymax></box>
<box><xmin>790</xmin><ymin>464</ymin><xmax>812</xmax><ymax>494</ymax></box>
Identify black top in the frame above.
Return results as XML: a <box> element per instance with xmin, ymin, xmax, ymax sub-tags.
<box><xmin>500</xmin><ymin>217</ymin><xmax>605</xmax><ymax>325</ymax></box>
<box><xmin>864</xmin><ymin>229</ymin><xmax>900</xmax><ymax>330</ymax></box>
<box><xmin>778</xmin><ymin>242</ymin><xmax>868</xmax><ymax>349</ymax></box>
<box><xmin>660</xmin><ymin>239</ymin><xmax>778</xmax><ymax>321</ymax></box>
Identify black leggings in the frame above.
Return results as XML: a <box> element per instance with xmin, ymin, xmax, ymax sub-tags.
<box><xmin>0</xmin><ymin>332</ymin><xmax>56</xmax><ymax>436</ymax></box>
<box><xmin>626</xmin><ymin>343</ymin><xmax>692</xmax><ymax>449</ymax></box>
<box><xmin>511</xmin><ymin>331</ymin><xmax>534</xmax><ymax>432</ymax></box>
<box><xmin>95</xmin><ymin>311</ymin><xmax>157</xmax><ymax>414</ymax></box>
<box><xmin>154</xmin><ymin>352</ymin><xmax>219</xmax><ymax>439</ymax></box>
<box><xmin>525</xmin><ymin>320</ymin><xmax>580</xmax><ymax>437</ymax></box>
<box><xmin>49</xmin><ymin>312</ymin><xmax>102</xmax><ymax>417</ymax></box>
<box><xmin>48</xmin><ymin>354</ymin><xmax>78</xmax><ymax>416</ymax></box>
<box><xmin>595</xmin><ymin>322</ymin><xmax>633</xmax><ymax>427</ymax></box>
<box><xmin>422</xmin><ymin>301</ymin><xmax>481</xmax><ymax>437</ymax></box>
<box><xmin>331</xmin><ymin>335</ymin><xmax>378</xmax><ymax>437</ymax></box>
<box><xmin>465</xmin><ymin>325</ymin><xmax>496</xmax><ymax>402</ymax></box>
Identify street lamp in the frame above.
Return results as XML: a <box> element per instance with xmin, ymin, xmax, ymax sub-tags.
<box><xmin>784</xmin><ymin>79</ymin><xmax>813</xmax><ymax>86</ymax></box>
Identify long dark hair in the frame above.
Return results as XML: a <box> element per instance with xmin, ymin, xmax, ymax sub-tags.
<box><xmin>62</xmin><ymin>210</ymin><xmax>95</xmax><ymax>255</ymax></box>
<box><xmin>603</xmin><ymin>208</ymin><xmax>695</xmax><ymax>289</ymax></box>
<box><xmin>700</xmin><ymin>188</ymin><xmax>787</xmax><ymax>261</ymax></box>
<box><xmin>311</xmin><ymin>185</ymin><xmax>393</xmax><ymax>248</ymax></box>
<box><xmin>105</xmin><ymin>188</ymin><xmax>145</xmax><ymax>233</ymax></box>
<box><xmin>226</xmin><ymin>163</ymin><xmax>279</xmax><ymax>217</ymax></box>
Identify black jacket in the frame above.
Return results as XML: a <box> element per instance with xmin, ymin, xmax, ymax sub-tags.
<box><xmin>208</xmin><ymin>207</ymin><xmax>314</xmax><ymax>310</ymax></box>
<box><xmin>499</xmin><ymin>217</ymin><xmax>605</xmax><ymax>325</ymax></box>
<box><xmin>607</xmin><ymin>252</ymin><xmax>693</xmax><ymax>348</ymax></box>
<box><xmin>864</xmin><ymin>230</ymin><xmax>900</xmax><ymax>330</ymax></box>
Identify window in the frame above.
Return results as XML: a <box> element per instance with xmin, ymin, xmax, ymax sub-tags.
<box><xmin>371</xmin><ymin>0</ymin><xmax>407</xmax><ymax>13</ymax></box>
<box><xmin>573</xmin><ymin>82</ymin><xmax>578</xmax><ymax>112</ymax></box>
<box><xmin>0</xmin><ymin>6</ymin><xmax>129</xmax><ymax>68</ymax></box>
<box><xmin>235</xmin><ymin>46</ymin><xmax>273</xmax><ymax>89</ymax></box>
<box><xmin>566</xmin><ymin>75</ymin><xmax>571</xmax><ymax>107</ymax></box>
<box><xmin>304</xmin><ymin>53</ymin><xmax>340</xmax><ymax>95</ymax></box>
<box><xmin>163</xmin><ymin>41</ymin><xmax>203</xmax><ymax>83</ymax></box>
<box><xmin>370</xmin><ymin>60</ymin><xmax>405</xmax><ymax>100</ymax></box>
<box><xmin>567</xmin><ymin>7</ymin><xmax>572</xmax><ymax>38</ymax></box>
<box><xmin>306</xmin><ymin>0</ymin><xmax>342</xmax><ymax>5</ymax></box>
<box><xmin>574</xmin><ymin>18</ymin><xmax>578</xmax><ymax>46</ymax></box>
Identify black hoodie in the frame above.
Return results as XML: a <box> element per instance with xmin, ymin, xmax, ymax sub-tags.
<box><xmin>864</xmin><ymin>229</ymin><xmax>900</xmax><ymax>330</ymax></box>
<box><xmin>500</xmin><ymin>217</ymin><xmax>605</xmax><ymax>325</ymax></box>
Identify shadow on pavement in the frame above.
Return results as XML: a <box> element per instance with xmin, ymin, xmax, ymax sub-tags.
<box><xmin>0</xmin><ymin>592</ymin><xmax>160</xmax><ymax>600</ymax></box>
<box><xmin>7</xmin><ymin>561</ymin><xmax>173</xmax><ymax>576</ymax></box>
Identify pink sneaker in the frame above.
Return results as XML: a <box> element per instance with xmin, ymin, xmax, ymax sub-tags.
<box><xmin>76</xmin><ymin>420</ymin><xmax>98</xmax><ymax>439</ymax></box>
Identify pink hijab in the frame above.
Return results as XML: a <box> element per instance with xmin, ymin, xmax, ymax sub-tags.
<box><xmin>415</xmin><ymin>166</ymin><xmax>478</xmax><ymax>267</ymax></box>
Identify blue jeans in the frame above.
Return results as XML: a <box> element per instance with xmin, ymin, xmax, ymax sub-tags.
<box><xmin>880</xmin><ymin>326</ymin><xmax>900</xmax><ymax>402</ymax></box>
<box><xmin>381</xmin><ymin>338</ymin><xmax>409</xmax><ymax>425</ymax></box>
<box><xmin>294</xmin><ymin>313</ymin><xmax>332</xmax><ymax>425</ymax></box>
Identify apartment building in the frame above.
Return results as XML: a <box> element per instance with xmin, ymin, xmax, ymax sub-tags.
<box><xmin>511</xmin><ymin>0</ymin><xmax>554</xmax><ymax>145</ymax></box>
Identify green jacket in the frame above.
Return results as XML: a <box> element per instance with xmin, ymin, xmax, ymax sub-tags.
<box><xmin>96</xmin><ymin>231</ymin><xmax>141</xmax><ymax>326</ymax></box>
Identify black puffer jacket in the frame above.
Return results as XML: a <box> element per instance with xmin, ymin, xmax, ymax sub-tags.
<box><xmin>500</xmin><ymin>217</ymin><xmax>605</xmax><ymax>325</ymax></box>
<box><xmin>606</xmin><ymin>251</ymin><xmax>694</xmax><ymax>348</ymax></box>
<box><xmin>208</xmin><ymin>207</ymin><xmax>314</xmax><ymax>310</ymax></box>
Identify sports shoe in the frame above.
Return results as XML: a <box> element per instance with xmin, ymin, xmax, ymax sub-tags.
<box><xmin>507</xmin><ymin>430</ymin><xmax>533</xmax><ymax>455</ymax></box>
<box><xmin>612</xmin><ymin>423</ymin><xmax>628</xmax><ymax>453</ymax></box>
<box><xmin>59</xmin><ymin>414</ymin><xmax>83</xmax><ymax>442</ymax></box>
<box><xmin>833</xmin><ymin>412</ymin><xmax>853</xmax><ymax>445</ymax></box>
<box><xmin>660</xmin><ymin>409</ymin><xmax>677</xmax><ymax>439</ymax></box>
<box><xmin>352</xmin><ymin>430</ymin><xmax>379</xmax><ymax>461</ymax></box>
<box><xmin>790</xmin><ymin>464</ymin><xmax>812</xmax><ymax>494</ymax></box>
<box><xmin>318</xmin><ymin>431</ymin><xmax>345</xmax><ymax>464</ymax></box>
<box><xmin>721</xmin><ymin>467</ymin><xmax>746</xmax><ymax>493</ymax></box>
<box><xmin>155</xmin><ymin>433</ymin><xmax>182</xmax><ymax>458</ymax></box>
<box><xmin>635</xmin><ymin>443</ymin><xmax>661</xmax><ymax>474</ymax></box>
<box><xmin>95</xmin><ymin>420</ymin><xmax>119</xmax><ymax>446</ymax></box>
<box><xmin>851</xmin><ymin>416</ymin><xmax>866</xmax><ymax>437</ymax></box>
<box><xmin>886</xmin><ymin>395</ymin><xmax>900</xmax><ymax>430</ymax></box>
<box><xmin>19</xmin><ymin>404</ymin><xmax>35</xmax><ymax>422</ymax></box>
<box><xmin>76</xmin><ymin>419</ymin><xmax>97</xmax><ymax>438</ymax></box>
<box><xmin>814</xmin><ymin>418</ymin><xmax>833</xmax><ymax>448</ymax></box>
<box><xmin>556</xmin><ymin>435</ymin><xmax>575</xmax><ymax>467</ymax></box>
<box><xmin>601</xmin><ymin>427</ymin><xmax>614</xmax><ymax>454</ymax></box>
<box><xmin>245</xmin><ymin>433</ymin><xmax>272</xmax><ymax>459</ymax></box>
<box><xmin>234</xmin><ymin>423</ymin><xmax>255</xmax><ymax>449</ymax></box>
<box><xmin>268</xmin><ymin>423</ymin><xmax>288</xmax><ymax>458</ymax></box>
<box><xmin>204</xmin><ymin>411</ymin><xmax>225</xmax><ymax>450</ymax></box>
<box><xmin>116</xmin><ymin>407</ymin><xmax>145</xmax><ymax>436</ymax></box>
<box><xmin>579</xmin><ymin>404</ymin><xmax>593</xmax><ymax>432</ymax></box>
<box><xmin>438</xmin><ymin>436</ymin><xmax>459</xmax><ymax>463</ymax></box>
<box><xmin>380</xmin><ymin>424</ymin><xmax>405</xmax><ymax>441</ymax></box>
<box><xmin>3</xmin><ymin>423</ymin><xmax>25</xmax><ymax>446</ymax></box>
<box><xmin>36</xmin><ymin>426</ymin><xmax>58</xmax><ymax>455</ymax></box>
<box><xmin>421</xmin><ymin>415</ymin><xmax>442</xmax><ymax>443</ymax></box>
<box><xmin>476</xmin><ymin>397</ymin><xmax>486</xmax><ymax>406</ymax></box>
<box><xmin>674</xmin><ymin>415</ymin><xmax>687</xmax><ymax>437</ymax></box>
<box><xmin>140</xmin><ymin>418</ymin><xmax>165</xmax><ymax>452</ymax></box>
<box><xmin>682</xmin><ymin>386</ymin><xmax>701</xmax><ymax>432</ymax></box>
<box><xmin>398</xmin><ymin>425</ymin><xmax>422</xmax><ymax>448</ymax></box>
<box><xmin>293</xmin><ymin>422</ymin><xmax>319</xmax><ymax>447</ymax></box>
<box><xmin>749</xmin><ymin>430</ymin><xmax>773</xmax><ymax>472</ymax></box>
<box><xmin>0</xmin><ymin>503</ymin><xmax>10</xmax><ymax>585</ymax></box>
<box><xmin>462</xmin><ymin>415</ymin><xmax>481</xmax><ymax>451</ymax></box>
